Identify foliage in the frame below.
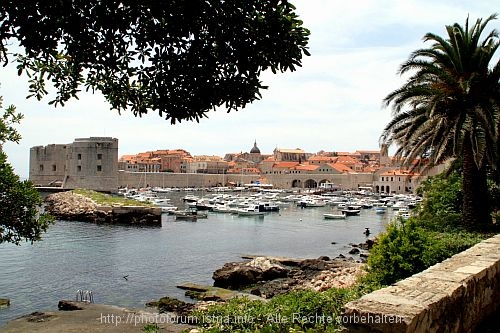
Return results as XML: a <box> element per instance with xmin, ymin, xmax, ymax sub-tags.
<box><xmin>364</xmin><ymin>217</ymin><xmax>486</xmax><ymax>286</ymax></box>
<box><xmin>0</xmin><ymin>1</ymin><xmax>310</xmax><ymax>123</ymax></box>
<box><xmin>0</xmin><ymin>150</ymin><xmax>53</xmax><ymax>244</ymax></box>
<box><xmin>380</xmin><ymin>14</ymin><xmax>500</xmax><ymax>229</ymax></box>
<box><xmin>0</xmin><ymin>98</ymin><xmax>22</xmax><ymax>144</ymax></box>
<box><xmin>72</xmin><ymin>188</ymin><xmax>153</xmax><ymax>207</ymax></box>
<box><xmin>190</xmin><ymin>288</ymin><xmax>360</xmax><ymax>333</ymax></box>
<box><xmin>364</xmin><ymin>218</ymin><xmax>432</xmax><ymax>286</ymax></box>
<box><xmin>416</xmin><ymin>170</ymin><xmax>463</xmax><ymax>231</ymax></box>
<box><xmin>142</xmin><ymin>323</ymin><xmax>160</xmax><ymax>333</ymax></box>
<box><xmin>423</xmin><ymin>231</ymin><xmax>486</xmax><ymax>264</ymax></box>
<box><xmin>0</xmin><ymin>99</ymin><xmax>53</xmax><ymax>244</ymax></box>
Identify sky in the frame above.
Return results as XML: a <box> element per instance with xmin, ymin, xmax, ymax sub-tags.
<box><xmin>1</xmin><ymin>1</ymin><xmax>499</xmax><ymax>178</ymax></box>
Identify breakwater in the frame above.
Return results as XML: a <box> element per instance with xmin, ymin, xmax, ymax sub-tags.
<box><xmin>44</xmin><ymin>191</ymin><xmax>161</xmax><ymax>225</ymax></box>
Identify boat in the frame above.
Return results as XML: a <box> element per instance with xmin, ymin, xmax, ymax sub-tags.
<box><xmin>236</xmin><ymin>205</ymin><xmax>265</xmax><ymax>216</ymax></box>
<box><xmin>212</xmin><ymin>204</ymin><xmax>234</xmax><ymax>213</ymax></box>
<box><xmin>375</xmin><ymin>206</ymin><xmax>387</xmax><ymax>214</ymax></box>
<box><xmin>173</xmin><ymin>207</ymin><xmax>208</xmax><ymax>221</ymax></box>
<box><xmin>297</xmin><ymin>198</ymin><xmax>326</xmax><ymax>208</ymax></box>
<box><xmin>258</xmin><ymin>202</ymin><xmax>280</xmax><ymax>212</ymax></box>
<box><xmin>323</xmin><ymin>212</ymin><xmax>346</xmax><ymax>219</ymax></box>
<box><xmin>341</xmin><ymin>208</ymin><xmax>361</xmax><ymax>216</ymax></box>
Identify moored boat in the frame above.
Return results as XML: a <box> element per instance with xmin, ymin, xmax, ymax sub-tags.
<box><xmin>341</xmin><ymin>209</ymin><xmax>361</xmax><ymax>216</ymax></box>
<box><xmin>323</xmin><ymin>212</ymin><xmax>346</xmax><ymax>219</ymax></box>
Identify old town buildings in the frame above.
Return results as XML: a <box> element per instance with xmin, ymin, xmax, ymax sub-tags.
<box><xmin>30</xmin><ymin>139</ymin><xmax>440</xmax><ymax>194</ymax></box>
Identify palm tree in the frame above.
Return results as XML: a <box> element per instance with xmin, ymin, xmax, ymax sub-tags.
<box><xmin>381</xmin><ymin>14</ymin><xmax>500</xmax><ymax>230</ymax></box>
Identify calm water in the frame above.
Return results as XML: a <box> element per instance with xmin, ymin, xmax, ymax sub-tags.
<box><xmin>0</xmin><ymin>194</ymin><xmax>392</xmax><ymax>327</ymax></box>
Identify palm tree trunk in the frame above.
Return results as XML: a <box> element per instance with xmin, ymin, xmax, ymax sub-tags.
<box><xmin>462</xmin><ymin>138</ymin><xmax>491</xmax><ymax>230</ymax></box>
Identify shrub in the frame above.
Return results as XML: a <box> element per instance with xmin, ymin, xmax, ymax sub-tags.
<box><xmin>416</xmin><ymin>170</ymin><xmax>463</xmax><ymax>231</ymax></box>
<box><xmin>190</xmin><ymin>288</ymin><xmax>360</xmax><ymax>333</ymax></box>
<box><xmin>364</xmin><ymin>217</ymin><xmax>487</xmax><ymax>286</ymax></box>
<box><xmin>364</xmin><ymin>218</ymin><xmax>431</xmax><ymax>286</ymax></box>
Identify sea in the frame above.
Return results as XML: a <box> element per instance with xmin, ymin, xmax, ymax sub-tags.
<box><xmin>0</xmin><ymin>191</ymin><xmax>394</xmax><ymax>327</ymax></box>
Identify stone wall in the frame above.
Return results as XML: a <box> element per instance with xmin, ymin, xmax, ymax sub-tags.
<box><xmin>342</xmin><ymin>234</ymin><xmax>500</xmax><ymax>333</ymax></box>
<box><xmin>116</xmin><ymin>171</ymin><xmax>375</xmax><ymax>191</ymax></box>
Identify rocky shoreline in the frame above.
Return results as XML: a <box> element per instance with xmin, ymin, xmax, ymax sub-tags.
<box><xmin>44</xmin><ymin>191</ymin><xmax>161</xmax><ymax>225</ymax></box>
<box><xmin>144</xmin><ymin>252</ymin><xmax>370</xmax><ymax>321</ymax></box>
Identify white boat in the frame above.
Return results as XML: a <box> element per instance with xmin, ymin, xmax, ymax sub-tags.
<box><xmin>323</xmin><ymin>212</ymin><xmax>346</xmax><ymax>219</ymax></box>
<box><xmin>297</xmin><ymin>198</ymin><xmax>326</xmax><ymax>208</ymax></box>
<box><xmin>392</xmin><ymin>201</ymin><xmax>408</xmax><ymax>210</ymax></box>
<box><xmin>236</xmin><ymin>205</ymin><xmax>265</xmax><ymax>216</ymax></box>
<box><xmin>212</xmin><ymin>204</ymin><xmax>234</xmax><ymax>213</ymax></box>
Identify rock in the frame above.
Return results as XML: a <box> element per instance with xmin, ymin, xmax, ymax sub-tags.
<box><xmin>0</xmin><ymin>298</ymin><xmax>10</xmax><ymax>308</ymax></box>
<box><xmin>358</xmin><ymin>238</ymin><xmax>376</xmax><ymax>250</ymax></box>
<box><xmin>58</xmin><ymin>300</ymin><xmax>83</xmax><ymax>311</ymax></box>
<box><xmin>298</xmin><ymin>258</ymin><xmax>328</xmax><ymax>271</ymax></box>
<box><xmin>212</xmin><ymin>257</ymin><xmax>289</xmax><ymax>289</ymax></box>
<box><xmin>349</xmin><ymin>247</ymin><xmax>361</xmax><ymax>255</ymax></box>
<box><xmin>156</xmin><ymin>296</ymin><xmax>194</xmax><ymax>317</ymax></box>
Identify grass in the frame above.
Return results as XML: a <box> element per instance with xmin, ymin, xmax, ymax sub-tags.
<box><xmin>72</xmin><ymin>188</ymin><xmax>154</xmax><ymax>207</ymax></box>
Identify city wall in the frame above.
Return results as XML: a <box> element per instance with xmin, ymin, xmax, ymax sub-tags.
<box><xmin>116</xmin><ymin>171</ymin><xmax>374</xmax><ymax>191</ymax></box>
<box><xmin>342</xmin><ymin>234</ymin><xmax>500</xmax><ymax>332</ymax></box>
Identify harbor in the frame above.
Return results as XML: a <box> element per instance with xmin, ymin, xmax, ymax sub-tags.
<box><xmin>0</xmin><ymin>188</ymin><xmax>413</xmax><ymax>327</ymax></box>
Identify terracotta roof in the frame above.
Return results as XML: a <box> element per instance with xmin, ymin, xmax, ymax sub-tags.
<box><xmin>294</xmin><ymin>164</ymin><xmax>319</xmax><ymax>171</ymax></box>
<box><xmin>328</xmin><ymin>163</ymin><xmax>353</xmax><ymax>173</ymax></box>
<box><xmin>335</xmin><ymin>156</ymin><xmax>360</xmax><ymax>164</ymax></box>
<box><xmin>308</xmin><ymin>156</ymin><xmax>337</xmax><ymax>162</ymax></box>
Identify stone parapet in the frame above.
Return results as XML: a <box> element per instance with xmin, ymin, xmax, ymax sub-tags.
<box><xmin>342</xmin><ymin>234</ymin><xmax>500</xmax><ymax>333</ymax></box>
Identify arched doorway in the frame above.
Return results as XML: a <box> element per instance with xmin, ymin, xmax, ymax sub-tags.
<box><xmin>304</xmin><ymin>179</ymin><xmax>317</xmax><ymax>188</ymax></box>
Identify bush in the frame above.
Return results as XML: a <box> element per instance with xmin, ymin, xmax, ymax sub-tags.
<box><xmin>416</xmin><ymin>170</ymin><xmax>463</xmax><ymax>231</ymax></box>
<box><xmin>364</xmin><ymin>218</ymin><xmax>431</xmax><ymax>286</ymax></box>
<box><xmin>364</xmin><ymin>217</ymin><xmax>486</xmax><ymax>286</ymax></box>
<box><xmin>190</xmin><ymin>288</ymin><xmax>360</xmax><ymax>333</ymax></box>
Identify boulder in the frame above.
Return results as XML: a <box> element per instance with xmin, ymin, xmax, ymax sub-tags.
<box><xmin>212</xmin><ymin>257</ymin><xmax>289</xmax><ymax>289</ymax></box>
<box><xmin>58</xmin><ymin>300</ymin><xmax>83</xmax><ymax>311</ymax></box>
<box><xmin>147</xmin><ymin>296</ymin><xmax>194</xmax><ymax>319</ymax></box>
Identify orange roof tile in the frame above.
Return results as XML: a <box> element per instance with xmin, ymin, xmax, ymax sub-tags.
<box><xmin>294</xmin><ymin>164</ymin><xmax>319</xmax><ymax>171</ymax></box>
<box><xmin>273</xmin><ymin>162</ymin><xmax>299</xmax><ymax>168</ymax></box>
<box><xmin>328</xmin><ymin>163</ymin><xmax>353</xmax><ymax>173</ymax></box>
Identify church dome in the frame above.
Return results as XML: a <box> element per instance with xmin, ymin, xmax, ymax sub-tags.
<box><xmin>250</xmin><ymin>140</ymin><xmax>261</xmax><ymax>154</ymax></box>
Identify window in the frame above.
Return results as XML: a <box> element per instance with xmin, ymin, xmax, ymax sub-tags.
<box><xmin>381</xmin><ymin>177</ymin><xmax>384</xmax><ymax>181</ymax></box>
<box><xmin>77</xmin><ymin>154</ymin><xmax>82</xmax><ymax>160</ymax></box>
<box><xmin>97</xmin><ymin>165</ymin><xmax>102</xmax><ymax>172</ymax></box>
<box><xmin>52</xmin><ymin>165</ymin><xmax>57</xmax><ymax>172</ymax></box>
<box><xmin>39</xmin><ymin>164</ymin><xmax>44</xmax><ymax>172</ymax></box>
<box><xmin>97</xmin><ymin>153</ymin><xmax>102</xmax><ymax>160</ymax></box>
<box><xmin>77</xmin><ymin>166</ymin><xmax>82</xmax><ymax>172</ymax></box>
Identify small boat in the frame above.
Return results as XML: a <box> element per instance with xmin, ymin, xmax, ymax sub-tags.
<box><xmin>212</xmin><ymin>204</ymin><xmax>234</xmax><ymax>213</ymax></box>
<box><xmin>258</xmin><ymin>202</ymin><xmax>280</xmax><ymax>212</ymax></box>
<box><xmin>341</xmin><ymin>209</ymin><xmax>361</xmax><ymax>216</ymax></box>
<box><xmin>173</xmin><ymin>207</ymin><xmax>208</xmax><ymax>221</ymax></box>
<box><xmin>375</xmin><ymin>206</ymin><xmax>387</xmax><ymax>214</ymax></box>
<box><xmin>323</xmin><ymin>212</ymin><xmax>346</xmax><ymax>219</ymax></box>
<box><xmin>236</xmin><ymin>205</ymin><xmax>265</xmax><ymax>216</ymax></box>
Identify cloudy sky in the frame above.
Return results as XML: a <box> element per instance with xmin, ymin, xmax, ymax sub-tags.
<box><xmin>1</xmin><ymin>1</ymin><xmax>499</xmax><ymax>178</ymax></box>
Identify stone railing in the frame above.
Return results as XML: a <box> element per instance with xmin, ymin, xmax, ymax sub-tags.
<box><xmin>342</xmin><ymin>234</ymin><xmax>500</xmax><ymax>333</ymax></box>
